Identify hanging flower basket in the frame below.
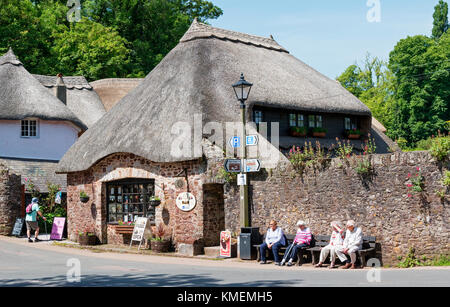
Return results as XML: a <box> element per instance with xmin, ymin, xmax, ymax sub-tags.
<box><xmin>149</xmin><ymin>199</ymin><xmax>161</xmax><ymax>207</ymax></box>
<box><xmin>79</xmin><ymin>191</ymin><xmax>89</xmax><ymax>203</ymax></box>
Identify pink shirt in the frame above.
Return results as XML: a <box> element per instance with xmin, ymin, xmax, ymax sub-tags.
<box><xmin>293</xmin><ymin>227</ymin><xmax>312</xmax><ymax>245</ymax></box>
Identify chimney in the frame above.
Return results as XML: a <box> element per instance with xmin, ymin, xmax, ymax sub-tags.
<box><xmin>55</xmin><ymin>73</ymin><xmax>67</xmax><ymax>105</ymax></box>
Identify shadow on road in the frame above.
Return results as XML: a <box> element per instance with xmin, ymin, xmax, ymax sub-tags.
<box><xmin>1</xmin><ymin>273</ymin><xmax>303</xmax><ymax>287</ymax></box>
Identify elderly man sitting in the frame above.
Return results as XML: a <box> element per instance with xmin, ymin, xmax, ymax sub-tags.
<box><xmin>259</xmin><ymin>220</ymin><xmax>286</xmax><ymax>265</ymax></box>
<box><xmin>336</xmin><ymin>220</ymin><xmax>363</xmax><ymax>269</ymax></box>
<box><xmin>314</xmin><ymin>221</ymin><xmax>345</xmax><ymax>269</ymax></box>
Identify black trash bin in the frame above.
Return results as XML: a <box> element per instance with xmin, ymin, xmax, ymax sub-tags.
<box><xmin>239</xmin><ymin>227</ymin><xmax>261</xmax><ymax>260</ymax></box>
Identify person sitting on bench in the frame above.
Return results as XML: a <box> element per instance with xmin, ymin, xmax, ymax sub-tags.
<box><xmin>337</xmin><ymin>220</ymin><xmax>363</xmax><ymax>269</ymax></box>
<box><xmin>315</xmin><ymin>221</ymin><xmax>345</xmax><ymax>269</ymax></box>
<box><xmin>281</xmin><ymin>220</ymin><xmax>312</xmax><ymax>266</ymax></box>
<box><xmin>259</xmin><ymin>220</ymin><xmax>286</xmax><ymax>265</ymax></box>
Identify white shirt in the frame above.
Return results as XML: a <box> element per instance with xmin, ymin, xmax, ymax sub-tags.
<box><xmin>329</xmin><ymin>230</ymin><xmax>344</xmax><ymax>247</ymax></box>
<box><xmin>343</xmin><ymin>227</ymin><xmax>363</xmax><ymax>250</ymax></box>
<box><xmin>265</xmin><ymin>227</ymin><xmax>284</xmax><ymax>245</ymax></box>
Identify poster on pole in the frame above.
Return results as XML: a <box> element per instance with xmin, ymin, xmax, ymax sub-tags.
<box><xmin>50</xmin><ymin>217</ymin><xmax>66</xmax><ymax>240</ymax></box>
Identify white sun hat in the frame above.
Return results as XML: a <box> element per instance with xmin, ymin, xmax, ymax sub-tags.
<box><xmin>296</xmin><ymin>220</ymin><xmax>306</xmax><ymax>226</ymax></box>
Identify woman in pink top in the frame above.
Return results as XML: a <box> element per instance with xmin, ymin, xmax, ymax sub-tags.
<box><xmin>281</xmin><ymin>220</ymin><xmax>312</xmax><ymax>267</ymax></box>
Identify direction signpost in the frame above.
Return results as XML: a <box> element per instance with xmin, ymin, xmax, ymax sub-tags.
<box><xmin>224</xmin><ymin>159</ymin><xmax>242</xmax><ymax>173</ymax></box>
<box><xmin>244</xmin><ymin>159</ymin><xmax>261</xmax><ymax>173</ymax></box>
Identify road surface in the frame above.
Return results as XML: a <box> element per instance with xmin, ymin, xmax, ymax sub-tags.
<box><xmin>0</xmin><ymin>236</ymin><xmax>448</xmax><ymax>287</ymax></box>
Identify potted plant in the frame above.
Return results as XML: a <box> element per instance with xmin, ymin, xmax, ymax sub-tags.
<box><xmin>148</xmin><ymin>196</ymin><xmax>161</xmax><ymax>207</ymax></box>
<box><xmin>312</xmin><ymin>127</ymin><xmax>327</xmax><ymax>138</ymax></box>
<box><xmin>150</xmin><ymin>224</ymin><xmax>170</xmax><ymax>253</ymax></box>
<box><xmin>346</xmin><ymin>128</ymin><xmax>362</xmax><ymax>139</ymax></box>
<box><xmin>80</xmin><ymin>191</ymin><xmax>89</xmax><ymax>203</ymax></box>
<box><xmin>78</xmin><ymin>231</ymin><xmax>97</xmax><ymax>246</ymax></box>
<box><xmin>289</xmin><ymin>126</ymin><xmax>307</xmax><ymax>137</ymax></box>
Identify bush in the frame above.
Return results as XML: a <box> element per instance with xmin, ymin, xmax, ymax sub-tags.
<box><xmin>396</xmin><ymin>137</ymin><xmax>408</xmax><ymax>150</ymax></box>
<box><xmin>442</xmin><ymin>171</ymin><xmax>450</xmax><ymax>187</ymax></box>
<box><xmin>429</xmin><ymin>136</ymin><xmax>450</xmax><ymax>161</ymax></box>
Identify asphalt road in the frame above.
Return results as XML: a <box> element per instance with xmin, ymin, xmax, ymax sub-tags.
<box><xmin>0</xmin><ymin>237</ymin><xmax>449</xmax><ymax>287</ymax></box>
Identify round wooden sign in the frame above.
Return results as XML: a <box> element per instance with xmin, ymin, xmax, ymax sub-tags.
<box><xmin>176</xmin><ymin>192</ymin><xmax>196</xmax><ymax>212</ymax></box>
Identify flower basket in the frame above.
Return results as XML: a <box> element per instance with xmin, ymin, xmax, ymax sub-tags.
<box><xmin>346</xmin><ymin>129</ymin><xmax>362</xmax><ymax>140</ymax></box>
<box><xmin>78</xmin><ymin>233</ymin><xmax>97</xmax><ymax>246</ymax></box>
<box><xmin>80</xmin><ymin>196</ymin><xmax>89</xmax><ymax>203</ymax></box>
<box><xmin>150</xmin><ymin>239</ymin><xmax>171</xmax><ymax>253</ymax></box>
<box><xmin>149</xmin><ymin>199</ymin><xmax>161</xmax><ymax>207</ymax></box>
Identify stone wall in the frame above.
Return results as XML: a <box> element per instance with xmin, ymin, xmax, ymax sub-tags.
<box><xmin>66</xmin><ymin>153</ymin><xmax>209</xmax><ymax>253</ymax></box>
<box><xmin>0</xmin><ymin>164</ymin><xmax>22</xmax><ymax>235</ymax></box>
<box><xmin>218</xmin><ymin>151</ymin><xmax>449</xmax><ymax>265</ymax></box>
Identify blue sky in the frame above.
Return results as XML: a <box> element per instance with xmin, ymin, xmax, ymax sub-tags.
<box><xmin>209</xmin><ymin>0</ymin><xmax>438</xmax><ymax>79</ymax></box>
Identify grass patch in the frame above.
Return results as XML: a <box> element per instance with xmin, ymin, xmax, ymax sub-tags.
<box><xmin>397</xmin><ymin>248</ymin><xmax>450</xmax><ymax>268</ymax></box>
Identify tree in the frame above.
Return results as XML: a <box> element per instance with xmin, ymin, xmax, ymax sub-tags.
<box><xmin>432</xmin><ymin>0</ymin><xmax>449</xmax><ymax>39</ymax></box>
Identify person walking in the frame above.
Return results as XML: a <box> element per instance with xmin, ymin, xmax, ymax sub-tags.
<box><xmin>259</xmin><ymin>220</ymin><xmax>286</xmax><ymax>265</ymax></box>
<box><xmin>281</xmin><ymin>220</ymin><xmax>312</xmax><ymax>267</ymax></box>
<box><xmin>25</xmin><ymin>198</ymin><xmax>46</xmax><ymax>243</ymax></box>
<box><xmin>315</xmin><ymin>221</ymin><xmax>345</xmax><ymax>269</ymax></box>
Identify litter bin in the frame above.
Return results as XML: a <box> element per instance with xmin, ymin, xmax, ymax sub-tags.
<box><xmin>239</xmin><ymin>227</ymin><xmax>261</xmax><ymax>260</ymax></box>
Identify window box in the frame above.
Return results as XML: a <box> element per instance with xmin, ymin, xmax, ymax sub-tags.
<box><xmin>113</xmin><ymin>225</ymin><xmax>135</xmax><ymax>235</ymax></box>
<box><xmin>345</xmin><ymin>129</ymin><xmax>362</xmax><ymax>139</ymax></box>
<box><xmin>289</xmin><ymin>126</ymin><xmax>307</xmax><ymax>137</ymax></box>
<box><xmin>312</xmin><ymin>128</ymin><xmax>327</xmax><ymax>138</ymax></box>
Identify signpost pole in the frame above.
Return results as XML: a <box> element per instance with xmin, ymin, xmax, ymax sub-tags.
<box><xmin>240</xmin><ymin>103</ymin><xmax>249</xmax><ymax>228</ymax></box>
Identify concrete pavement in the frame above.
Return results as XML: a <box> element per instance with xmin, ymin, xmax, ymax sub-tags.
<box><xmin>0</xmin><ymin>236</ymin><xmax>449</xmax><ymax>287</ymax></box>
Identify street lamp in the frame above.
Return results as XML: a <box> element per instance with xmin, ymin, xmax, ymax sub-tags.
<box><xmin>232</xmin><ymin>73</ymin><xmax>253</xmax><ymax>228</ymax></box>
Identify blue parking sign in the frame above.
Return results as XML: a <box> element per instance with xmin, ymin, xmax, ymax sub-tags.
<box><xmin>229</xmin><ymin>136</ymin><xmax>241</xmax><ymax>148</ymax></box>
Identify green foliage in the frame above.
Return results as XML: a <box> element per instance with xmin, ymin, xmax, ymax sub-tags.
<box><xmin>442</xmin><ymin>170</ymin><xmax>450</xmax><ymax>186</ymax></box>
<box><xmin>407</xmin><ymin>167</ymin><xmax>426</xmax><ymax>194</ymax></box>
<box><xmin>290</xmin><ymin>126</ymin><xmax>307</xmax><ymax>135</ymax></box>
<box><xmin>0</xmin><ymin>0</ymin><xmax>223</xmax><ymax>79</ymax></box>
<box><xmin>312</xmin><ymin>127</ymin><xmax>327</xmax><ymax>133</ymax></box>
<box><xmin>432</xmin><ymin>0</ymin><xmax>449</xmax><ymax>39</ymax></box>
<box><xmin>396</xmin><ymin>137</ymin><xmax>409</xmax><ymax>150</ymax></box>
<box><xmin>288</xmin><ymin>142</ymin><xmax>332</xmax><ymax>175</ymax></box>
<box><xmin>216</xmin><ymin>167</ymin><xmax>237</xmax><ymax>183</ymax></box>
<box><xmin>338</xmin><ymin>2</ymin><xmax>450</xmax><ymax>145</ymax></box>
<box><xmin>79</xmin><ymin>191</ymin><xmax>88</xmax><ymax>198</ymax></box>
<box><xmin>429</xmin><ymin>135</ymin><xmax>450</xmax><ymax>161</ymax></box>
<box><xmin>398</xmin><ymin>248</ymin><xmax>450</xmax><ymax>267</ymax></box>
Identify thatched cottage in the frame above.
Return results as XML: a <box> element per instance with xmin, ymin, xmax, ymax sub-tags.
<box><xmin>55</xmin><ymin>19</ymin><xmax>398</xmax><ymax>254</ymax></box>
<box><xmin>0</xmin><ymin>48</ymin><xmax>105</xmax><ymax>201</ymax></box>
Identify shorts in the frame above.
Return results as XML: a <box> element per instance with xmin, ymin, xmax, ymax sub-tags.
<box><xmin>26</xmin><ymin>221</ymin><xmax>39</xmax><ymax>232</ymax></box>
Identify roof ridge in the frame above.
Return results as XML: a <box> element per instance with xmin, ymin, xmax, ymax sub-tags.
<box><xmin>0</xmin><ymin>48</ymin><xmax>22</xmax><ymax>66</ymax></box>
<box><xmin>180</xmin><ymin>19</ymin><xmax>289</xmax><ymax>53</ymax></box>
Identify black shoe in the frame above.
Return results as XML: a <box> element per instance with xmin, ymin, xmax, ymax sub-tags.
<box><xmin>275</xmin><ymin>262</ymin><xmax>281</xmax><ymax>266</ymax></box>
<box><xmin>259</xmin><ymin>261</ymin><xmax>267</xmax><ymax>265</ymax></box>
<box><xmin>28</xmin><ymin>238</ymin><xmax>33</xmax><ymax>243</ymax></box>
<box><xmin>34</xmin><ymin>238</ymin><xmax>41</xmax><ymax>242</ymax></box>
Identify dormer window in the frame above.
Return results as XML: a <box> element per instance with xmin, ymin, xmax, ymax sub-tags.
<box><xmin>21</xmin><ymin>119</ymin><xmax>38</xmax><ymax>138</ymax></box>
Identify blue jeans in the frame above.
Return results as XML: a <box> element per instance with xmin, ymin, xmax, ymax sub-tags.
<box><xmin>285</xmin><ymin>243</ymin><xmax>309</xmax><ymax>262</ymax></box>
<box><xmin>260</xmin><ymin>242</ymin><xmax>284</xmax><ymax>263</ymax></box>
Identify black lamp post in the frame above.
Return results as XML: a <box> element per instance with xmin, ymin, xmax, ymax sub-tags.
<box><xmin>232</xmin><ymin>73</ymin><xmax>253</xmax><ymax>228</ymax></box>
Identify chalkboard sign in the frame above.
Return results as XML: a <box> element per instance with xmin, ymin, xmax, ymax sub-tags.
<box><xmin>12</xmin><ymin>218</ymin><xmax>25</xmax><ymax>237</ymax></box>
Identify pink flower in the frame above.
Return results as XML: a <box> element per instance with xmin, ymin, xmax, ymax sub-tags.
<box><xmin>407</xmin><ymin>184</ymin><xmax>412</xmax><ymax>187</ymax></box>
<box><xmin>24</xmin><ymin>178</ymin><xmax>28</xmax><ymax>182</ymax></box>
<box><xmin>408</xmin><ymin>194</ymin><xmax>412</xmax><ymax>198</ymax></box>
<box><xmin>416</xmin><ymin>167</ymin><xmax>420</xmax><ymax>171</ymax></box>
<box><xmin>408</xmin><ymin>173</ymin><xmax>411</xmax><ymax>178</ymax></box>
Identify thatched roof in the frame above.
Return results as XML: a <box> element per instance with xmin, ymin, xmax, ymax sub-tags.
<box><xmin>90</xmin><ymin>78</ymin><xmax>144</xmax><ymax>111</ymax></box>
<box><xmin>33</xmin><ymin>74</ymin><xmax>106</xmax><ymax>127</ymax></box>
<box><xmin>57</xmin><ymin>20</ymin><xmax>371</xmax><ymax>173</ymax></box>
<box><xmin>0</xmin><ymin>49</ymin><xmax>87</xmax><ymax>130</ymax></box>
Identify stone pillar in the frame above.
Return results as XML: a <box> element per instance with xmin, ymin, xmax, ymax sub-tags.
<box><xmin>0</xmin><ymin>165</ymin><xmax>22</xmax><ymax>235</ymax></box>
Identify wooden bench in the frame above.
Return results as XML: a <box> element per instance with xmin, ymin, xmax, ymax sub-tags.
<box><xmin>254</xmin><ymin>234</ymin><xmax>315</xmax><ymax>266</ymax></box>
<box><xmin>307</xmin><ymin>235</ymin><xmax>377</xmax><ymax>267</ymax></box>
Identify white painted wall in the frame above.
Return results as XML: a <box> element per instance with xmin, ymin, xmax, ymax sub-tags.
<box><xmin>0</xmin><ymin>120</ymin><xmax>79</xmax><ymax>161</ymax></box>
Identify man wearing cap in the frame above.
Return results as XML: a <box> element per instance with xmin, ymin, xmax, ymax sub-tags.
<box><xmin>315</xmin><ymin>221</ymin><xmax>345</xmax><ymax>269</ymax></box>
<box><xmin>281</xmin><ymin>220</ymin><xmax>312</xmax><ymax>267</ymax></box>
<box><xmin>25</xmin><ymin>198</ymin><xmax>46</xmax><ymax>243</ymax></box>
<box><xmin>338</xmin><ymin>220</ymin><xmax>363</xmax><ymax>269</ymax></box>
<box><xmin>259</xmin><ymin>220</ymin><xmax>286</xmax><ymax>265</ymax></box>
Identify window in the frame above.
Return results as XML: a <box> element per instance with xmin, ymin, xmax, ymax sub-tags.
<box><xmin>297</xmin><ymin>114</ymin><xmax>304</xmax><ymax>127</ymax></box>
<box><xmin>309</xmin><ymin>115</ymin><xmax>323</xmax><ymax>128</ymax></box>
<box><xmin>289</xmin><ymin>114</ymin><xmax>297</xmax><ymax>127</ymax></box>
<box><xmin>345</xmin><ymin>117</ymin><xmax>357</xmax><ymax>130</ymax></box>
<box><xmin>107</xmin><ymin>180</ymin><xmax>156</xmax><ymax>224</ymax></box>
<box><xmin>253</xmin><ymin>110</ymin><xmax>263</xmax><ymax>124</ymax></box>
<box><xmin>21</xmin><ymin>119</ymin><xmax>38</xmax><ymax>137</ymax></box>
